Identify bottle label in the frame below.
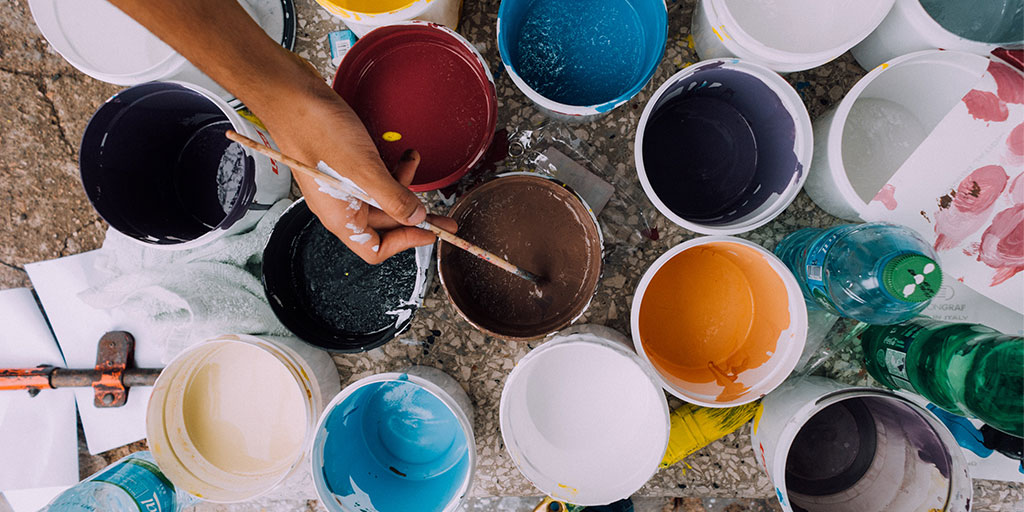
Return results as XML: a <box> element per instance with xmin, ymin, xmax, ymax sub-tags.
<box><xmin>803</xmin><ymin>228</ymin><xmax>848</xmax><ymax>313</ymax></box>
<box><xmin>94</xmin><ymin>458</ymin><xmax>176</xmax><ymax>512</ymax></box>
<box><xmin>871</xmin><ymin>323</ymin><xmax>929</xmax><ymax>391</ymax></box>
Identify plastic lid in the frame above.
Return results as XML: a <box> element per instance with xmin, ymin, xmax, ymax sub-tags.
<box><xmin>882</xmin><ymin>254</ymin><xmax>942</xmax><ymax>303</ymax></box>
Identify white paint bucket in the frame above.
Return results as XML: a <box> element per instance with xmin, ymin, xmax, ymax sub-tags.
<box><xmin>635</xmin><ymin>59</ymin><xmax>812</xmax><ymax>235</ymax></box>
<box><xmin>804</xmin><ymin>50</ymin><xmax>991</xmax><ymax>221</ymax></box>
<box><xmin>691</xmin><ymin>0</ymin><xmax>895</xmax><ymax>73</ymax></box>
<box><xmin>146</xmin><ymin>334</ymin><xmax>341</xmax><ymax>502</ymax></box>
<box><xmin>752</xmin><ymin>377</ymin><xmax>972</xmax><ymax>512</ymax></box>
<box><xmin>28</xmin><ymin>0</ymin><xmax>296</xmax><ymax>107</ymax></box>
<box><xmin>631</xmin><ymin>237</ymin><xmax>807</xmax><ymax>407</ymax></box>
<box><xmin>853</xmin><ymin>0</ymin><xmax>1024</xmax><ymax>71</ymax></box>
<box><xmin>79</xmin><ymin>81</ymin><xmax>292</xmax><ymax>250</ymax></box>
<box><xmin>314</xmin><ymin>0</ymin><xmax>463</xmax><ymax>38</ymax></box>
<box><xmin>499</xmin><ymin>325</ymin><xmax>669</xmax><ymax>506</ymax></box>
<box><xmin>311</xmin><ymin>366</ymin><xmax>475</xmax><ymax>512</ymax></box>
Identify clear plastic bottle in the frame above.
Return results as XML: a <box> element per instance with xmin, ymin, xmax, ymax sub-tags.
<box><xmin>858</xmin><ymin>317</ymin><xmax>1023</xmax><ymax>437</ymax></box>
<box><xmin>774</xmin><ymin>223</ymin><xmax>942</xmax><ymax>325</ymax></box>
<box><xmin>40</xmin><ymin>451</ymin><xmax>195</xmax><ymax>511</ymax></box>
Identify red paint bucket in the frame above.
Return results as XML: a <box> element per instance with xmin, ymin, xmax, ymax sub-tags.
<box><xmin>332</xmin><ymin>22</ymin><xmax>498</xmax><ymax>192</ymax></box>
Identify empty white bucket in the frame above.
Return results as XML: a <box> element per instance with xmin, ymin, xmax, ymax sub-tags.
<box><xmin>499</xmin><ymin>325</ymin><xmax>669</xmax><ymax>506</ymax></box>
<box><xmin>691</xmin><ymin>0</ymin><xmax>896</xmax><ymax>72</ymax></box>
<box><xmin>804</xmin><ymin>50</ymin><xmax>991</xmax><ymax>221</ymax></box>
<box><xmin>314</xmin><ymin>0</ymin><xmax>463</xmax><ymax>38</ymax></box>
<box><xmin>146</xmin><ymin>334</ymin><xmax>340</xmax><ymax>502</ymax></box>
<box><xmin>752</xmin><ymin>377</ymin><xmax>971</xmax><ymax>512</ymax></box>
<box><xmin>853</xmin><ymin>0</ymin><xmax>1024</xmax><ymax>71</ymax></box>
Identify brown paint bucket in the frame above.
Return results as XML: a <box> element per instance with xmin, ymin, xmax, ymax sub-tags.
<box><xmin>438</xmin><ymin>174</ymin><xmax>603</xmax><ymax>341</ymax></box>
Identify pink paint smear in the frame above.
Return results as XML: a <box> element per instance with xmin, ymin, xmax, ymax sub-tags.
<box><xmin>989</xmin><ymin>61</ymin><xmax>1024</xmax><ymax>105</ymax></box>
<box><xmin>872</xmin><ymin>183</ymin><xmax>898</xmax><ymax>210</ymax></box>
<box><xmin>964</xmin><ymin>90</ymin><xmax>1009</xmax><ymax>122</ymax></box>
<box><xmin>1010</xmin><ymin>172</ymin><xmax>1024</xmax><ymax>205</ymax></box>
<box><xmin>934</xmin><ymin>165</ymin><xmax>1008</xmax><ymax>251</ymax></box>
<box><xmin>978</xmin><ymin>204</ymin><xmax>1024</xmax><ymax>286</ymax></box>
<box><xmin>1009</xmin><ymin>122</ymin><xmax>1024</xmax><ymax>157</ymax></box>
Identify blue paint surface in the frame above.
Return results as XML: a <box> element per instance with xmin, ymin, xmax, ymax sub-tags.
<box><xmin>926</xmin><ymin>403</ymin><xmax>994</xmax><ymax>458</ymax></box>
<box><xmin>500</xmin><ymin>0</ymin><xmax>667</xmax><ymax>108</ymax></box>
<box><xmin>319</xmin><ymin>380</ymin><xmax>470</xmax><ymax>512</ymax></box>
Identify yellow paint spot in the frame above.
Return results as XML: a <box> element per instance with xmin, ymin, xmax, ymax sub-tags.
<box><xmin>382</xmin><ymin>131</ymin><xmax>402</xmax><ymax>142</ymax></box>
<box><xmin>712</xmin><ymin>27</ymin><xmax>724</xmax><ymax>41</ymax></box>
<box><xmin>685</xmin><ymin>34</ymin><xmax>695</xmax><ymax>50</ymax></box>
<box><xmin>556</xmin><ymin>483</ymin><xmax>578</xmax><ymax>495</ymax></box>
<box><xmin>874</xmin><ymin>62</ymin><xmax>890</xmax><ymax>72</ymax></box>
<box><xmin>752</xmin><ymin>402</ymin><xmax>764</xmax><ymax>435</ymax></box>
<box><xmin>236</xmin><ymin>107</ymin><xmax>267</xmax><ymax>130</ymax></box>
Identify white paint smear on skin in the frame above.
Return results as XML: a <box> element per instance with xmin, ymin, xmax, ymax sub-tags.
<box><xmin>350</xmin><ymin>233</ymin><xmax>372</xmax><ymax>244</ymax></box>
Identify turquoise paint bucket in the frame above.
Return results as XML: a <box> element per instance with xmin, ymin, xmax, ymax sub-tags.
<box><xmin>311</xmin><ymin>367</ymin><xmax>475</xmax><ymax>512</ymax></box>
<box><xmin>497</xmin><ymin>0</ymin><xmax>667</xmax><ymax>120</ymax></box>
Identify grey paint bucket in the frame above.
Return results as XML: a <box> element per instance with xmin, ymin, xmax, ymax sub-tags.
<box><xmin>752</xmin><ymin>377</ymin><xmax>971</xmax><ymax>512</ymax></box>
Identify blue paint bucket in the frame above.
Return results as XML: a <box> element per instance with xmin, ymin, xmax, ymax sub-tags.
<box><xmin>497</xmin><ymin>0</ymin><xmax>667</xmax><ymax>120</ymax></box>
<box><xmin>635</xmin><ymin>59</ymin><xmax>812</xmax><ymax>235</ymax></box>
<box><xmin>311</xmin><ymin>367</ymin><xmax>475</xmax><ymax>512</ymax></box>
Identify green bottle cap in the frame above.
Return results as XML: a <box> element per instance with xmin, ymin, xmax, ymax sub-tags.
<box><xmin>882</xmin><ymin>254</ymin><xmax>942</xmax><ymax>303</ymax></box>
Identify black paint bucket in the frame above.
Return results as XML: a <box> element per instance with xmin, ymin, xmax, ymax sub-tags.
<box><xmin>80</xmin><ymin>81</ymin><xmax>291</xmax><ymax>249</ymax></box>
<box><xmin>262</xmin><ymin>199</ymin><xmax>431</xmax><ymax>352</ymax></box>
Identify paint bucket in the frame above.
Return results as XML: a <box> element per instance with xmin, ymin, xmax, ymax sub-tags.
<box><xmin>437</xmin><ymin>173</ymin><xmax>603</xmax><ymax>341</ymax></box>
<box><xmin>804</xmin><ymin>50</ymin><xmax>991</xmax><ymax>221</ymax></box>
<box><xmin>331</xmin><ymin>22</ymin><xmax>497</xmax><ymax>192</ymax></box>
<box><xmin>262</xmin><ymin>198</ymin><xmax>432</xmax><ymax>352</ymax></box>
<box><xmin>496</xmin><ymin>0</ymin><xmax>668</xmax><ymax>120</ymax></box>
<box><xmin>314</xmin><ymin>0</ymin><xmax>463</xmax><ymax>38</ymax></box>
<box><xmin>631</xmin><ymin>237</ymin><xmax>807</xmax><ymax>407</ymax></box>
<box><xmin>311</xmin><ymin>366</ymin><xmax>475</xmax><ymax>512</ymax></box>
<box><xmin>853</xmin><ymin>0</ymin><xmax>1024</xmax><ymax>71</ymax></box>
<box><xmin>752</xmin><ymin>377</ymin><xmax>972</xmax><ymax>512</ymax></box>
<box><xmin>690</xmin><ymin>0</ymin><xmax>894</xmax><ymax>73</ymax></box>
<box><xmin>635</xmin><ymin>60</ymin><xmax>812</xmax><ymax>235</ymax></box>
<box><xmin>499</xmin><ymin>325</ymin><xmax>670</xmax><ymax>505</ymax></box>
<box><xmin>28</xmin><ymin>0</ymin><xmax>295</xmax><ymax>107</ymax></box>
<box><xmin>146</xmin><ymin>334</ymin><xmax>341</xmax><ymax>502</ymax></box>
<box><xmin>79</xmin><ymin>81</ymin><xmax>291</xmax><ymax>249</ymax></box>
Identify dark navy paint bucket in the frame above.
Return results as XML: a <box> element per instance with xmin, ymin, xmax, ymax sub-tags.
<box><xmin>635</xmin><ymin>59</ymin><xmax>813</xmax><ymax>235</ymax></box>
<box><xmin>262</xmin><ymin>199</ymin><xmax>431</xmax><ymax>353</ymax></box>
<box><xmin>79</xmin><ymin>81</ymin><xmax>291</xmax><ymax>249</ymax></box>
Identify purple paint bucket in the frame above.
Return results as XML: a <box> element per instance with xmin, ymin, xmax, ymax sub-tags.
<box><xmin>635</xmin><ymin>59</ymin><xmax>812</xmax><ymax>235</ymax></box>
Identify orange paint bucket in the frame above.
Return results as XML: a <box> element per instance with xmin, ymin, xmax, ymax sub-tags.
<box><xmin>630</xmin><ymin>237</ymin><xmax>807</xmax><ymax>406</ymax></box>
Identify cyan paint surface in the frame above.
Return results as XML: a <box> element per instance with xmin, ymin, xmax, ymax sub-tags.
<box><xmin>320</xmin><ymin>379</ymin><xmax>470</xmax><ymax>512</ymax></box>
<box><xmin>920</xmin><ymin>0</ymin><xmax>1023</xmax><ymax>44</ymax></box>
<box><xmin>498</xmin><ymin>0</ymin><xmax>667</xmax><ymax>108</ymax></box>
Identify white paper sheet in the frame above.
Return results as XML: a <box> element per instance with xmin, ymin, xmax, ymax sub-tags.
<box><xmin>26</xmin><ymin>252</ymin><xmax>163</xmax><ymax>454</ymax></box>
<box><xmin>1</xmin><ymin>486</ymin><xmax>69</xmax><ymax>512</ymax></box>
<box><xmin>0</xmin><ymin>288</ymin><xmax>78</xmax><ymax>491</ymax></box>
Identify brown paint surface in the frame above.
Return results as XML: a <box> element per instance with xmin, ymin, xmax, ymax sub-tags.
<box><xmin>439</xmin><ymin>175</ymin><xmax>602</xmax><ymax>340</ymax></box>
<box><xmin>638</xmin><ymin>242</ymin><xmax>790</xmax><ymax>402</ymax></box>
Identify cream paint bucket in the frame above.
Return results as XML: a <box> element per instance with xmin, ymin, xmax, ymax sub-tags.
<box><xmin>315</xmin><ymin>0</ymin><xmax>463</xmax><ymax>38</ymax></box>
<box><xmin>752</xmin><ymin>377</ymin><xmax>972</xmax><ymax>512</ymax></box>
<box><xmin>804</xmin><ymin>50</ymin><xmax>991</xmax><ymax>221</ymax></box>
<box><xmin>499</xmin><ymin>325</ymin><xmax>669</xmax><ymax>506</ymax></box>
<box><xmin>28</xmin><ymin>0</ymin><xmax>296</xmax><ymax>108</ymax></box>
<box><xmin>147</xmin><ymin>334</ymin><xmax>340</xmax><ymax>502</ymax></box>
<box><xmin>311</xmin><ymin>366</ymin><xmax>475</xmax><ymax>512</ymax></box>
<box><xmin>853</xmin><ymin>0</ymin><xmax>1024</xmax><ymax>71</ymax></box>
<box><xmin>691</xmin><ymin>0</ymin><xmax>895</xmax><ymax>73</ymax></box>
<box><xmin>631</xmin><ymin>237</ymin><xmax>807</xmax><ymax>407</ymax></box>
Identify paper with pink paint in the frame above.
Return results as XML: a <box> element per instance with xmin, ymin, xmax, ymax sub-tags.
<box><xmin>861</xmin><ymin>60</ymin><xmax>1024</xmax><ymax>314</ymax></box>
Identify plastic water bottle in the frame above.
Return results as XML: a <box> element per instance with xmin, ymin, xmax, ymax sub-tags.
<box><xmin>40</xmin><ymin>451</ymin><xmax>195</xmax><ymax>511</ymax></box>
<box><xmin>858</xmin><ymin>317</ymin><xmax>1023</xmax><ymax>437</ymax></box>
<box><xmin>774</xmin><ymin>223</ymin><xmax>942</xmax><ymax>325</ymax></box>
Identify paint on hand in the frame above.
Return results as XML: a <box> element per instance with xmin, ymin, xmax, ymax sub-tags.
<box><xmin>638</xmin><ymin>242</ymin><xmax>789</xmax><ymax>403</ymax></box>
<box><xmin>316</xmin><ymin>160</ymin><xmax>381</xmax><ymax>209</ymax></box>
<box><xmin>933</xmin><ymin>165</ymin><xmax>1009</xmax><ymax>250</ymax></box>
<box><xmin>977</xmin><ymin>204</ymin><xmax>1024</xmax><ymax>285</ymax></box>
<box><xmin>382</xmin><ymin>131</ymin><xmax>402</xmax><ymax>142</ymax></box>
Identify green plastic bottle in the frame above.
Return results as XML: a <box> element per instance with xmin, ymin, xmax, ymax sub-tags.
<box><xmin>858</xmin><ymin>317</ymin><xmax>1023</xmax><ymax>437</ymax></box>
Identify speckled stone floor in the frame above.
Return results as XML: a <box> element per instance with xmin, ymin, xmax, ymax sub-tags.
<box><xmin>1</xmin><ymin>0</ymin><xmax>1022</xmax><ymax>511</ymax></box>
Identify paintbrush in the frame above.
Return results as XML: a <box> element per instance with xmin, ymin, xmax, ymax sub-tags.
<box><xmin>225</xmin><ymin>130</ymin><xmax>543</xmax><ymax>284</ymax></box>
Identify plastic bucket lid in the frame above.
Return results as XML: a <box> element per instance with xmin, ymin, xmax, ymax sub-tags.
<box><xmin>636</xmin><ymin>59</ymin><xmax>812</xmax><ymax>235</ymax></box>
<box><xmin>146</xmin><ymin>335</ymin><xmax>329</xmax><ymax>503</ymax></box>
<box><xmin>437</xmin><ymin>174</ymin><xmax>603</xmax><ymax>341</ymax></box>
<box><xmin>311</xmin><ymin>367</ymin><xmax>476</xmax><ymax>512</ymax></box>
<box><xmin>499</xmin><ymin>327</ymin><xmax>669</xmax><ymax>505</ymax></box>
<box><xmin>497</xmin><ymin>0</ymin><xmax>668</xmax><ymax>117</ymax></box>
<box><xmin>631</xmin><ymin>236</ymin><xmax>807</xmax><ymax>407</ymax></box>
<box><xmin>752</xmin><ymin>377</ymin><xmax>972</xmax><ymax>512</ymax></box>
<box><xmin>262</xmin><ymin>199</ymin><xmax>431</xmax><ymax>353</ymax></box>
<box><xmin>331</xmin><ymin>21</ymin><xmax>496</xmax><ymax>192</ymax></box>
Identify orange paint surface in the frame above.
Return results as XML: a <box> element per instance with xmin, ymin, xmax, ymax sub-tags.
<box><xmin>326</xmin><ymin>0</ymin><xmax>418</xmax><ymax>15</ymax></box>
<box><xmin>638</xmin><ymin>242</ymin><xmax>790</xmax><ymax>402</ymax></box>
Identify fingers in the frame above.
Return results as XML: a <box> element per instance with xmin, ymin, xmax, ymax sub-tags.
<box><xmin>357</xmin><ymin>154</ymin><xmax>427</xmax><ymax>227</ymax></box>
<box><xmin>391</xmin><ymin>149</ymin><xmax>419</xmax><ymax>187</ymax></box>
<box><xmin>367</xmin><ymin>209</ymin><xmax>458</xmax><ymax>232</ymax></box>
